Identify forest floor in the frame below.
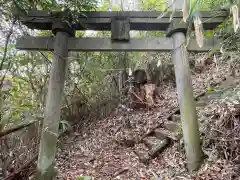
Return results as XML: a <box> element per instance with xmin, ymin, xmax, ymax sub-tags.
<box><xmin>55</xmin><ymin>55</ymin><xmax>240</xmax><ymax>180</ymax></box>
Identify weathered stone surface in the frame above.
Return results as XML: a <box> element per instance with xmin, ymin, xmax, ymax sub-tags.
<box><xmin>171</xmin><ymin>114</ymin><xmax>181</xmax><ymax>122</ymax></box>
<box><xmin>16</xmin><ymin>36</ymin><xmax>220</xmax><ymax>52</ymax></box>
<box><xmin>162</xmin><ymin>121</ymin><xmax>178</xmax><ymax>132</ymax></box>
<box><xmin>111</xmin><ymin>17</ymin><xmax>130</xmax><ymax>41</ymax></box>
<box><xmin>148</xmin><ymin>138</ymin><xmax>169</xmax><ymax>158</ymax></box>
<box><xmin>134</xmin><ymin>149</ymin><xmax>150</xmax><ymax>164</ymax></box>
<box><xmin>154</xmin><ymin>128</ymin><xmax>179</xmax><ymax>141</ymax></box>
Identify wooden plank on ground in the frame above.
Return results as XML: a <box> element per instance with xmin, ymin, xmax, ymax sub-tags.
<box><xmin>16</xmin><ymin>36</ymin><xmax>220</xmax><ymax>52</ymax></box>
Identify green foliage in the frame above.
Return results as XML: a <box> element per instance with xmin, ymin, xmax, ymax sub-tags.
<box><xmin>98</xmin><ymin>0</ymin><xmax>121</xmax><ymax>11</ymax></box>
<box><xmin>77</xmin><ymin>176</ymin><xmax>91</xmax><ymax>180</ymax></box>
<box><xmin>68</xmin><ymin>51</ymin><xmax>125</xmax><ymax>101</ymax></box>
<box><xmin>8</xmin><ymin>77</ymin><xmax>35</xmax><ymax>119</ymax></box>
<box><xmin>59</xmin><ymin>120</ymin><xmax>71</xmax><ymax>132</ymax></box>
<box><xmin>0</xmin><ymin>0</ymin><xmax>97</xmax><ymax>22</ymax></box>
<box><xmin>199</xmin><ymin>0</ymin><xmax>232</xmax><ymax>9</ymax></box>
<box><xmin>140</xmin><ymin>0</ymin><xmax>166</xmax><ymax>11</ymax></box>
<box><xmin>177</xmin><ymin>120</ymin><xmax>183</xmax><ymax>137</ymax></box>
<box><xmin>2</xmin><ymin>0</ymin><xmax>97</xmax><ymax>13</ymax></box>
<box><xmin>38</xmin><ymin>31</ymin><xmax>52</xmax><ymax>37</ymax></box>
<box><xmin>137</xmin><ymin>0</ymin><xmax>167</xmax><ymax>45</ymax></box>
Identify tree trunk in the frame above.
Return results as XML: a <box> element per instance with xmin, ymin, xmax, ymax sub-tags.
<box><xmin>36</xmin><ymin>31</ymin><xmax>69</xmax><ymax>180</ymax></box>
<box><xmin>171</xmin><ymin>32</ymin><xmax>203</xmax><ymax>171</ymax></box>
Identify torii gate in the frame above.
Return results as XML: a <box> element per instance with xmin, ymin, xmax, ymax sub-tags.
<box><xmin>15</xmin><ymin>4</ymin><xmax>227</xmax><ymax>179</ymax></box>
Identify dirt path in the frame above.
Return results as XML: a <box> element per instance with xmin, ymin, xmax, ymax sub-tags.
<box><xmin>55</xmin><ymin>61</ymin><xmax>238</xmax><ymax>179</ymax></box>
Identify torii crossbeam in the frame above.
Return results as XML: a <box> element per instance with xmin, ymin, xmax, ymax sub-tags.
<box><xmin>16</xmin><ymin>10</ymin><xmax>227</xmax><ymax>52</ymax></box>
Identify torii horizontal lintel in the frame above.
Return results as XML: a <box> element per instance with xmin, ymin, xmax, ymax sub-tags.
<box><xmin>26</xmin><ymin>10</ymin><xmax>228</xmax><ymax>18</ymax></box>
<box><xmin>18</xmin><ymin>10</ymin><xmax>228</xmax><ymax>31</ymax></box>
<box><xmin>16</xmin><ymin>36</ymin><xmax>220</xmax><ymax>52</ymax></box>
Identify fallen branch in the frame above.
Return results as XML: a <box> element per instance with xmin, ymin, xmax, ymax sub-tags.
<box><xmin>0</xmin><ymin>118</ymin><xmax>43</xmax><ymax>138</ymax></box>
<box><xmin>113</xmin><ymin>168</ymin><xmax>128</xmax><ymax>177</ymax></box>
<box><xmin>0</xmin><ymin>97</ymin><xmax>87</xmax><ymax>138</ymax></box>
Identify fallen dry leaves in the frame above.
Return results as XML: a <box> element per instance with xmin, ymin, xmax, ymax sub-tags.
<box><xmin>55</xmin><ymin>52</ymin><xmax>240</xmax><ymax>180</ymax></box>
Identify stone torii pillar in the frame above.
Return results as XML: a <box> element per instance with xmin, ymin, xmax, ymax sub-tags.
<box><xmin>165</xmin><ymin>0</ymin><xmax>203</xmax><ymax>171</ymax></box>
<box><xmin>167</xmin><ymin>21</ymin><xmax>203</xmax><ymax>171</ymax></box>
<box><xmin>36</xmin><ymin>21</ymin><xmax>75</xmax><ymax>179</ymax></box>
<box><xmin>165</xmin><ymin>0</ymin><xmax>202</xmax><ymax>171</ymax></box>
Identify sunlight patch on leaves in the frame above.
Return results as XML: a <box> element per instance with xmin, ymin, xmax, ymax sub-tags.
<box><xmin>230</xmin><ymin>4</ymin><xmax>239</xmax><ymax>32</ymax></box>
